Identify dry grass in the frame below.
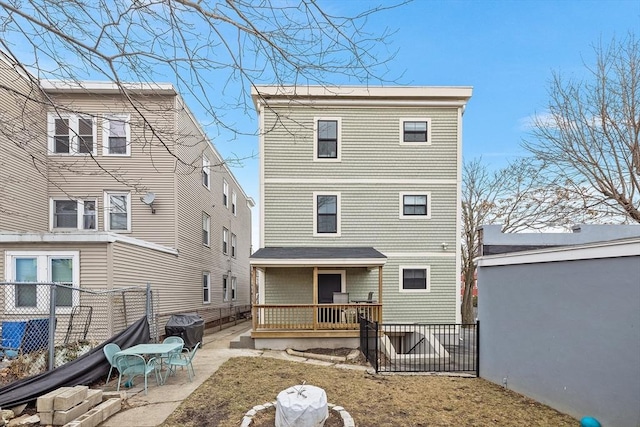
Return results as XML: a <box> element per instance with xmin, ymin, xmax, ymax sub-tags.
<box><xmin>161</xmin><ymin>357</ymin><xmax>577</xmax><ymax>427</ymax></box>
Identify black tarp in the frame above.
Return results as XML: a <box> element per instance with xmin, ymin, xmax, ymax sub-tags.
<box><xmin>165</xmin><ymin>313</ymin><xmax>204</xmax><ymax>350</ymax></box>
<box><xmin>0</xmin><ymin>316</ymin><xmax>150</xmax><ymax>408</ymax></box>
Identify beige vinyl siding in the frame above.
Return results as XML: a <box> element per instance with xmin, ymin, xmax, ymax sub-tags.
<box><xmin>0</xmin><ymin>59</ymin><xmax>49</xmax><ymax>231</ymax></box>
<box><xmin>264</xmin><ymin>183</ymin><xmax>457</xmax><ymax>252</ymax></box>
<box><xmin>44</xmin><ymin>93</ymin><xmax>177</xmax><ymax>247</ymax></box>
<box><xmin>263</xmin><ymin>106</ymin><xmax>459</xmax><ymax>180</ymax></box>
<box><xmin>173</xmin><ymin>103</ymin><xmax>253</xmax><ymax>311</ymax></box>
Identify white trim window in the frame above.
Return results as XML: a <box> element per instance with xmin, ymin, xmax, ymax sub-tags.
<box><xmin>223</xmin><ymin>179</ymin><xmax>229</xmax><ymax>208</ymax></box>
<box><xmin>222</xmin><ymin>227</ymin><xmax>229</xmax><ymax>254</ymax></box>
<box><xmin>231</xmin><ymin>276</ymin><xmax>237</xmax><ymax>301</ymax></box>
<box><xmin>399</xmin><ymin>266</ymin><xmax>431</xmax><ymax>292</ymax></box>
<box><xmin>47</xmin><ymin>113</ymin><xmax>97</xmax><ymax>155</ymax></box>
<box><xmin>222</xmin><ymin>274</ymin><xmax>230</xmax><ymax>302</ymax></box>
<box><xmin>231</xmin><ymin>233</ymin><xmax>237</xmax><ymax>258</ymax></box>
<box><xmin>203</xmin><ymin>272</ymin><xmax>211</xmax><ymax>304</ymax></box>
<box><xmin>232</xmin><ymin>191</ymin><xmax>237</xmax><ymax>216</ymax></box>
<box><xmin>314</xmin><ymin>117</ymin><xmax>341</xmax><ymax>161</ymax></box>
<box><xmin>51</xmin><ymin>198</ymin><xmax>97</xmax><ymax>230</ymax></box>
<box><xmin>4</xmin><ymin>251</ymin><xmax>80</xmax><ymax>314</ymax></box>
<box><xmin>313</xmin><ymin>192</ymin><xmax>341</xmax><ymax>236</ymax></box>
<box><xmin>102</xmin><ymin>114</ymin><xmax>131</xmax><ymax>156</ymax></box>
<box><xmin>202</xmin><ymin>156</ymin><xmax>210</xmax><ymax>189</ymax></box>
<box><xmin>400</xmin><ymin>118</ymin><xmax>431</xmax><ymax>145</ymax></box>
<box><xmin>104</xmin><ymin>192</ymin><xmax>131</xmax><ymax>232</ymax></box>
<box><xmin>202</xmin><ymin>212</ymin><xmax>211</xmax><ymax>246</ymax></box>
<box><xmin>399</xmin><ymin>192</ymin><xmax>431</xmax><ymax>219</ymax></box>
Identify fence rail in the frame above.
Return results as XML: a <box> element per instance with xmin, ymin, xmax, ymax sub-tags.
<box><xmin>360</xmin><ymin>317</ymin><xmax>479</xmax><ymax>375</ymax></box>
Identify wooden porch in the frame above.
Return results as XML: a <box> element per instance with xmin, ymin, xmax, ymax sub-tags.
<box><xmin>249</xmin><ymin>247</ymin><xmax>387</xmax><ymax>340</ymax></box>
<box><xmin>251</xmin><ymin>303</ymin><xmax>381</xmax><ymax>338</ymax></box>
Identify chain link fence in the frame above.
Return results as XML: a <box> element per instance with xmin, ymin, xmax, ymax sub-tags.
<box><xmin>0</xmin><ymin>282</ymin><xmax>155</xmax><ymax>387</ymax></box>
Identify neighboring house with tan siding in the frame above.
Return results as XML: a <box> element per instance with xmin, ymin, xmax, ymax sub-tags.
<box><xmin>0</xmin><ymin>52</ymin><xmax>254</xmax><ymax>330</ymax></box>
<box><xmin>249</xmin><ymin>85</ymin><xmax>472</xmax><ymax>350</ymax></box>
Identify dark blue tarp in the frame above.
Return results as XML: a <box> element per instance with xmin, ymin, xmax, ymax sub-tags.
<box><xmin>0</xmin><ymin>316</ymin><xmax>150</xmax><ymax>408</ymax></box>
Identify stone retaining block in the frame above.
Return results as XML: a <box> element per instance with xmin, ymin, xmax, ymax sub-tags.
<box><xmin>53</xmin><ymin>400</ymin><xmax>91</xmax><ymax>425</ymax></box>
<box><xmin>54</xmin><ymin>386</ymin><xmax>89</xmax><ymax>411</ymax></box>
<box><xmin>37</xmin><ymin>387</ymin><xmax>72</xmax><ymax>412</ymax></box>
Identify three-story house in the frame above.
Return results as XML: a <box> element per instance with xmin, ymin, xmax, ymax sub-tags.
<box><xmin>249</xmin><ymin>85</ymin><xmax>472</xmax><ymax>350</ymax></box>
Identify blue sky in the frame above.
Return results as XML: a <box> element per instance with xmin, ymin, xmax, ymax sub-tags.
<box><xmin>210</xmin><ymin>0</ymin><xmax>639</xmax><ymax>248</ymax></box>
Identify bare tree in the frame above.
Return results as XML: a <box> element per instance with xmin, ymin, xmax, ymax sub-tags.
<box><xmin>524</xmin><ymin>34</ymin><xmax>640</xmax><ymax>223</ymax></box>
<box><xmin>0</xmin><ymin>0</ymin><xmax>404</xmax><ymax>190</ymax></box>
<box><xmin>460</xmin><ymin>157</ymin><xmax>579</xmax><ymax>324</ymax></box>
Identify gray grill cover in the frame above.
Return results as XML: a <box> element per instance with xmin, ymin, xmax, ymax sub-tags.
<box><xmin>165</xmin><ymin>313</ymin><xmax>204</xmax><ymax>349</ymax></box>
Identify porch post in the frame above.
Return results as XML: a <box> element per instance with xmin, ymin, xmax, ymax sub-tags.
<box><xmin>251</xmin><ymin>266</ymin><xmax>257</xmax><ymax>330</ymax></box>
<box><xmin>313</xmin><ymin>266</ymin><xmax>318</xmax><ymax>330</ymax></box>
<box><xmin>378</xmin><ymin>265</ymin><xmax>383</xmax><ymax>323</ymax></box>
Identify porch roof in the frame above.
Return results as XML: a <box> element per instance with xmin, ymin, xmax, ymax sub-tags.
<box><xmin>250</xmin><ymin>246</ymin><xmax>387</xmax><ymax>268</ymax></box>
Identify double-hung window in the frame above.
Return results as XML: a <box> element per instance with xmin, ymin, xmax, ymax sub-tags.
<box><xmin>51</xmin><ymin>199</ymin><xmax>97</xmax><ymax>230</ymax></box>
<box><xmin>222</xmin><ymin>275</ymin><xmax>229</xmax><ymax>302</ymax></box>
<box><xmin>232</xmin><ymin>192</ymin><xmax>237</xmax><ymax>216</ymax></box>
<box><xmin>400</xmin><ymin>266</ymin><xmax>430</xmax><ymax>292</ymax></box>
<box><xmin>104</xmin><ymin>192</ymin><xmax>131</xmax><ymax>231</ymax></box>
<box><xmin>313</xmin><ymin>192</ymin><xmax>340</xmax><ymax>236</ymax></box>
<box><xmin>202</xmin><ymin>156</ymin><xmax>210</xmax><ymax>189</ymax></box>
<box><xmin>223</xmin><ymin>179</ymin><xmax>229</xmax><ymax>208</ymax></box>
<box><xmin>314</xmin><ymin>118</ymin><xmax>341</xmax><ymax>160</ymax></box>
<box><xmin>231</xmin><ymin>233</ymin><xmax>237</xmax><ymax>258</ymax></box>
<box><xmin>400</xmin><ymin>118</ymin><xmax>431</xmax><ymax>145</ymax></box>
<box><xmin>231</xmin><ymin>276</ymin><xmax>237</xmax><ymax>301</ymax></box>
<box><xmin>400</xmin><ymin>192</ymin><xmax>431</xmax><ymax>219</ymax></box>
<box><xmin>4</xmin><ymin>251</ymin><xmax>79</xmax><ymax>313</ymax></box>
<box><xmin>202</xmin><ymin>213</ymin><xmax>211</xmax><ymax>246</ymax></box>
<box><xmin>103</xmin><ymin>114</ymin><xmax>131</xmax><ymax>156</ymax></box>
<box><xmin>47</xmin><ymin>113</ymin><xmax>97</xmax><ymax>155</ymax></box>
<box><xmin>203</xmin><ymin>272</ymin><xmax>211</xmax><ymax>304</ymax></box>
<box><xmin>222</xmin><ymin>227</ymin><xmax>229</xmax><ymax>254</ymax></box>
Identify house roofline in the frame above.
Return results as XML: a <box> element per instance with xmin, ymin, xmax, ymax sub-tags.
<box><xmin>250</xmin><ymin>258</ymin><xmax>386</xmax><ymax>268</ymax></box>
<box><xmin>477</xmin><ymin>237</ymin><xmax>640</xmax><ymax>267</ymax></box>
<box><xmin>251</xmin><ymin>85</ymin><xmax>473</xmax><ymax>111</ymax></box>
<box><xmin>0</xmin><ymin>232</ymin><xmax>179</xmax><ymax>255</ymax></box>
<box><xmin>41</xmin><ymin>80</ymin><xmax>177</xmax><ymax>95</ymax></box>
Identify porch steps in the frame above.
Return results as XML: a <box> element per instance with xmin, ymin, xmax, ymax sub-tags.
<box><xmin>229</xmin><ymin>330</ymin><xmax>255</xmax><ymax>349</ymax></box>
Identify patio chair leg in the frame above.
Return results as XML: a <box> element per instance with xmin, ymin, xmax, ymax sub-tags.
<box><xmin>106</xmin><ymin>367</ymin><xmax>113</xmax><ymax>384</ymax></box>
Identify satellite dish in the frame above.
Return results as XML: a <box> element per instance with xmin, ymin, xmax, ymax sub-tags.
<box><xmin>140</xmin><ymin>192</ymin><xmax>156</xmax><ymax>213</ymax></box>
<box><xmin>141</xmin><ymin>192</ymin><xmax>155</xmax><ymax>205</ymax></box>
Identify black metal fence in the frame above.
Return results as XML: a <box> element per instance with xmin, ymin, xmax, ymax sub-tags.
<box><xmin>359</xmin><ymin>316</ymin><xmax>479</xmax><ymax>376</ymax></box>
<box><xmin>359</xmin><ymin>315</ymin><xmax>379</xmax><ymax>371</ymax></box>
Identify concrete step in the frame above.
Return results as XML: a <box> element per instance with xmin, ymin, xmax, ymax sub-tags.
<box><xmin>229</xmin><ymin>330</ymin><xmax>255</xmax><ymax>349</ymax></box>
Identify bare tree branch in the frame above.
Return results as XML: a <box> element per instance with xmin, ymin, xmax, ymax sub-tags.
<box><xmin>523</xmin><ymin>34</ymin><xmax>640</xmax><ymax>222</ymax></box>
<box><xmin>0</xmin><ymin>0</ymin><xmax>405</xmax><ymax>198</ymax></box>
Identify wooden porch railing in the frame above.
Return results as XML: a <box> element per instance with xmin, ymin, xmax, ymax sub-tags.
<box><xmin>252</xmin><ymin>304</ymin><xmax>382</xmax><ymax>331</ymax></box>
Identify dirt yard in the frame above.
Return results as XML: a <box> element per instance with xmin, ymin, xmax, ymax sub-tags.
<box><xmin>161</xmin><ymin>356</ymin><xmax>577</xmax><ymax>427</ymax></box>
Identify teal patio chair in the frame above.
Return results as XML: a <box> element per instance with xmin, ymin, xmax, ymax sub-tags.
<box><xmin>164</xmin><ymin>342</ymin><xmax>200</xmax><ymax>383</ymax></box>
<box><xmin>102</xmin><ymin>343</ymin><xmax>121</xmax><ymax>384</ymax></box>
<box><xmin>160</xmin><ymin>336</ymin><xmax>185</xmax><ymax>370</ymax></box>
<box><xmin>115</xmin><ymin>354</ymin><xmax>160</xmax><ymax>395</ymax></box>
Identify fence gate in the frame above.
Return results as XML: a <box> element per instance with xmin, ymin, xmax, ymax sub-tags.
<box><xmin>360</xmin><ymin>317</ymin><xmax>479</xmax><ymax>376</ymax></box>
